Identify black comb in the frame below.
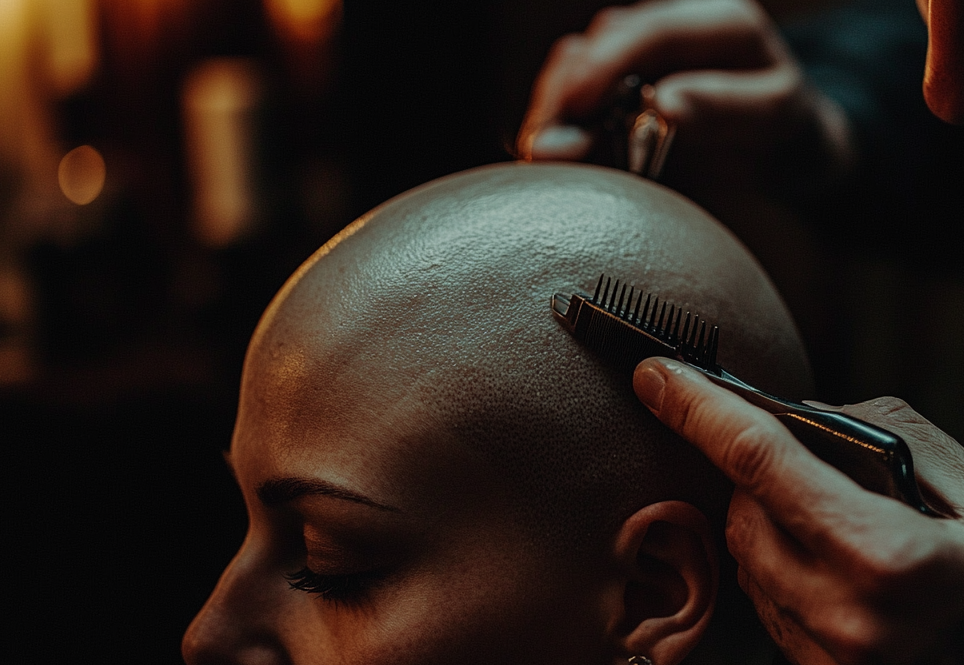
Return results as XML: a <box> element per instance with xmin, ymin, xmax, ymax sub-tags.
<box><xmin>551</xmin><ymin>274</ymin><xmax>720</xmax><ymax>374</ymax></box>
<box><xmin>552</xmin><ymin>274</ymin><xmax>942</xmax><ymax>517</ymax></box>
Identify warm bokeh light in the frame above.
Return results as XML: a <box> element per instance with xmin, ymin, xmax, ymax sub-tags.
<box><xmin>182</xmin><ymin>59</ymin><xmax>263</xmax><ymax>247</ymax></box>
<box><xmin>38</xmin><ymin>0</ymin><xmax>99</xmax><ymax>95</ymax></box>
<box><xmin>100</xmin><ymin>0</ymin><xmax>188</xmax><ymax>49</ymax></box>
<box><xmin>0</xmin><ymin>264</ymin><xmax>34</xmax><ymax>385</ymax></box>
<box><xmin>265</xmin><ymin>0</ymin><xmax>341</xmax><ymax>43</ymax></box>
<box><xmin>58</xmin><ymin>145</ymin><xmax>106</xmax><ymax>205</ymax></box>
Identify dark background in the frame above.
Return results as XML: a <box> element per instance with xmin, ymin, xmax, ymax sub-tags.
<box><xmin>3</xmin><ymin>0</ymin><xmax>962</xmax><ymax>662</ymax></box>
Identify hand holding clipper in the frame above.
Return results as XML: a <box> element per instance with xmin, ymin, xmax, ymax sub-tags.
<box><xmin>552</xmin><ymin>275</ymin><xmax>944</xmax><ymax>516</ymax></box>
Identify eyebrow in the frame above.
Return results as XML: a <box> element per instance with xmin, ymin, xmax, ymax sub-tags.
<box><xmin>255</xmin><ymin>477</ymin><xmax>403</xmax><ymax>513</ymax></box>
<box><xmin>222</xmin><ymin>451</ymin><xmax>402</xmax><ymax>513</ymax></box>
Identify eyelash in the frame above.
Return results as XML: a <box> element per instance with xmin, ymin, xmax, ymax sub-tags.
<box><xmin>285</xmin><ymin>567</ymin><xmax>384</xmax><ymax>603</ymax></box>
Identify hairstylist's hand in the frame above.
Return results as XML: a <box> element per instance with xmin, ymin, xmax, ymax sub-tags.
<box><xmin>516</xmin><ymin>0</ymin><xmax>852</xmax><ymax>198</ymax></box>
<box><xmin>633</xmin><ymin>357</ymin><xmax>964</xmax><ymax>665</ymax></box>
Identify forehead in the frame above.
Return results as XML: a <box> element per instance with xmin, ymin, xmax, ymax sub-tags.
<box><xmin>231</xmin><ymin>321</ymin><xmax>503</xmax><ymax>519</ymax></box>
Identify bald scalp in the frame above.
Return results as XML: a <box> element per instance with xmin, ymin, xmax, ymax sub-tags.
<box><xmin>249</xmin><ymin>162</ymin><xmax>812</xmax><ymax>547</ymax></box>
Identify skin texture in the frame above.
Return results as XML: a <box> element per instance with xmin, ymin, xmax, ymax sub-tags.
<box><xmin>182</xmin><ymin>162</ymin><xmax>812</xmax><ymax>665</ymax></box>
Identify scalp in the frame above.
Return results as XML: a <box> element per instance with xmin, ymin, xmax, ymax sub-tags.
<box><xmin>248</xmin><ymin>162</ymin><xmax>812</xmax><ymax>547</ymax></box>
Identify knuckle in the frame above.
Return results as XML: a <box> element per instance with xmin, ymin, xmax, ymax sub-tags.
<box><xmin>547</xmin><ymin>33</ymin><xmax>584</xmax><ymax>62</ymax></box>
<box><xmin>668</xmin><ymin>384</ymin><xmax>706</xmax><ymax>434</ymax></box>
<box><xmin>840</xmin><ymin>396</ymin><xmax>958</xmax><ymax>458</ymax></box>
<box><xmin>843</xmin><ymin>395</ymin><xmax>919</xmax><ymax>425</ymax></box>
<box><xmin>737</xmin><ymin>0</ymin><xmax>767</xmax><ymax>24</ymax></box>
<box><xmin>719</xmin><ymin>422</ymin><xmax>784</xmax><ymax>490</ymax></box>
<box><xmin>587</xmin><ymin>5</ymin><xmax>630</xmax><ymax>34</ymax></box>
<box><xmin>859</xmin><ymin>553</ymin><xmax>909</xmax><ymax>594</ymax></box>
<box><xmin>871</xmin><ymin>395</ymin><xmax>911</xmax><ymax>413</ymax></box>
<box><xmin>724</xmin><ymin>506</ymin><xmax>758</xmax><ymax>558</ymax></box>
<box><xmin>736</xmin><ymin>564</ymin><xmax>750</xmax><ymax>593</ymax></box>
<box><xmin>666</xmin><ymin>383</ymin><xmax>729</xmax><ymax>451</ymax></box>
<box><xmin>724</xmin><ymin>489</ymin><xmax>764</xmax><ymax>559</ymax></box>
<box><xmin>849</xmin><ymin>530</ymin><xmax>940</xmax><ymax>596</ymax></box>
<box><xmin>774</xmin><ymin>64</ymin><xmax>803</xmax><ymax>96</ymax></box>
<box><xmin>869</xmin><ymin>395</ymin><xmax>914</xmax><ymax>419</ymax></box>
<box><xmin>712</xmin><ymin>0</ymin><xmax>779</xmax><ymax>55</ymax></box>
<box><xmin>819</xmin><ymin>613</ymin><xmax>883</xmax><ymax>664</ymax></box>
<box><xmin>708</xmin><ymin>0</ymin><xmax>767</xmax><ymax>27</ymax></box>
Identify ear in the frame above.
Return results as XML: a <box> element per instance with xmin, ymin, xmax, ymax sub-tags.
<box><xmin>609</xmin><ymin>501</ymin><xmax>719</xmax><ymax>665</ymax></box>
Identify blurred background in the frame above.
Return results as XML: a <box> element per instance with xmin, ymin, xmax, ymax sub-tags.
<box><xmin>2</xmin><ymin>0</ymin><xmax>961</xmax><ymax>662</ymax></box>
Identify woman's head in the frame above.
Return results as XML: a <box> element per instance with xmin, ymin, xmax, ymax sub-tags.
<box><xmin>183</xmin><ymin>162</ymin><xmax>811</xmax><ymax>665</ymax></box>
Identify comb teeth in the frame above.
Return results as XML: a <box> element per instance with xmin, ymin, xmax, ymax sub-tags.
<box><xmin>588</xmin><ymin>274</ymin><xmax>720</xmax><ymax>369</ymax></box>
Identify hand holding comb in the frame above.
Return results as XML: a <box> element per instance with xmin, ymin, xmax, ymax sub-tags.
<box><xmin>552</xmin><ymin>275</ymin><xmax>941</xmax><ymax>517</ymax></box>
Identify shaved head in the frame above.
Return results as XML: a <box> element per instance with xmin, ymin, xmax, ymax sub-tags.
<box><xmin>186</xmin><ymin>162</ymin><xmax>812</xmax><ymax>665</ymax></box>
<box><xmin>244</xmin><ymin>162</ymin><xmax>811</xmax><ymax>545</ymax></box>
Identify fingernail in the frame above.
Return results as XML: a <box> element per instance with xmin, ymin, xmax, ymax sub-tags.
<box><xmin>530</xmin><ymin>125</ymin><xmax>591</xmax><ymax>159</ymax></box>
<box><xmin>634</xmin><ymin>364</ymin><xmax>666</xmax><ymax>414</ymax></box>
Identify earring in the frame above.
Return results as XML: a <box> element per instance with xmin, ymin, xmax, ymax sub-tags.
<box><xmin>628</xmin><ymin>657</ymin><xmax>653</xmax><ymax>665</ymax></box>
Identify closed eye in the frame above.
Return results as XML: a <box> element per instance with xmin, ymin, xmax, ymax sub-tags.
<box><xmin>284</xmin><ymin>567</ymin><xmax>386</xmax><ymax>604</ymax></box>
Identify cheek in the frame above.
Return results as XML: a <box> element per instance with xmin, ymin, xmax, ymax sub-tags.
<box><xmin>291</xmin><ymin>545</ymin><xmax>606</xmax><ymax>665</ymax></box>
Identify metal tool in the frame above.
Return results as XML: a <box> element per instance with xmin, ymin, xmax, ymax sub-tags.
<box><xmin>599</xmin><ymin>76</ymin><xmax>676</xmax><ymax>179</ymax></box>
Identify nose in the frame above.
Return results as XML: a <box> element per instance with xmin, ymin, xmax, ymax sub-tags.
<box><xmin>182</xmin><ymin>545</ymin><xmax>292</xmax><ymax>665</ymax></box>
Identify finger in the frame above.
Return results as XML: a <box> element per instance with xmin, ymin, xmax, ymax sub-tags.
<box><xmin>518</xmin><ymin>0</ymin><xmax>786</xmax><ymax>156</ymax></box>
<box><xmin>517</xmin><ymin>34</ymin><xmax>592</xmax><ymax>160</ymax></box>
<box><xmin>583</xmin><ymin>3</ymin><xmax>635</xmax><ymax>40</ymax></box>
<box><xmin>740</xmin><ymin>571</ymin><xmax>841</xmax><ymax>665</ymax></box>
<box><xmin>829</xmin><ymin>397</ymin><xmax>964</xmax><ymax>517</ymax></box>
<box><xmin>727</xmin><ymin>490</ymin><xmax>830</xmax><ymax>619</ymax></box>
<box><xmin>634</xmin><ymin>357</ymin><xmax>867</xmax><ymax>508</ymax></box>
<box><xmin>652</xmin><ymin>64</ymin><xmax>802</xmax><ymax>143</ymax></box>
<box><xmin>632</xmin><ymin>358</ymin><xmax>912</xmax><ymax>546</ymax></box>
<box><xmin>847</xmin><ymin>397</ymin><xmax>964</xmax><ymax>517</ymax></box>
<box><xmin>636</xmin><ymin>359</ymin><xmax>964</xmax><ymax>660</ymax></box>
<box><xmin>524</xmin><ymin>125</ymin><xmax>594</xmax><ymax>161</ymax></box>
<box><xmin>729</xmin><ymin>491</ymin><xmax>888</xmax><ymax>665</ymax></box>
<box><xmin>733</xmin><ymin>492</ymin><xmax>964</xmax><ymax>664</ymax></box>
<box><xmin>563</xmin><ymin>0</ymin><xmax>782</xmax><ymax>118</ymax></box>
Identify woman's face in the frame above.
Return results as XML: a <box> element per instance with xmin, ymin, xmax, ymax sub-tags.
<box><xmin>181</xmin><ymin>342</ymin><xmax>613</xmax><ymax>665</ymax></box>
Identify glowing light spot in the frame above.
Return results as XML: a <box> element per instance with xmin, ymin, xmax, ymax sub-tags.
<box><xmin>265</xmin><ymin>0</ymin><xmax>341</xmax><ymax>42</ymax></box>
<box><xmin>58</xmin><ymin>145</ymin><xmax>105</xmax><ymax>205</ymax></box>
<box><xmin>182</xmin><ymin>59</ymin><xmax>263</xmax><ymax>247</ymax></box>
